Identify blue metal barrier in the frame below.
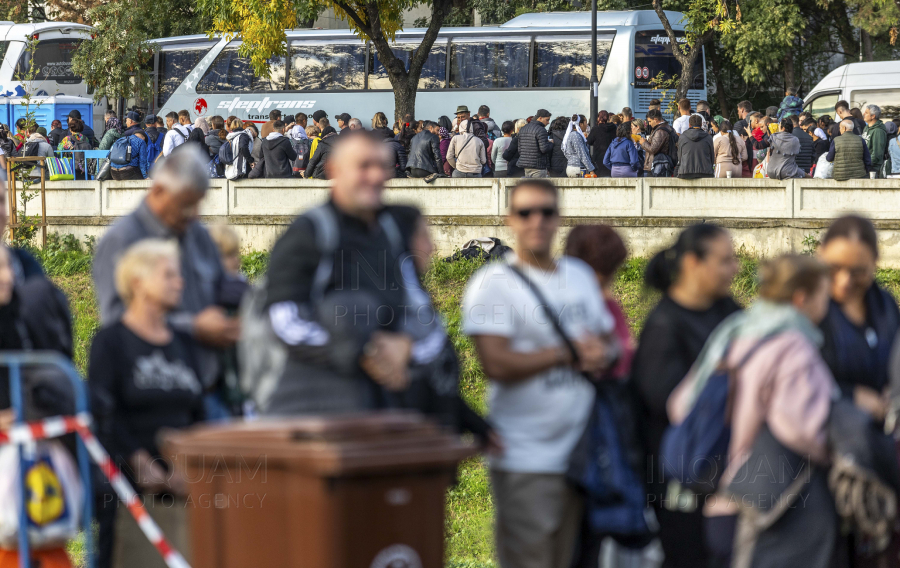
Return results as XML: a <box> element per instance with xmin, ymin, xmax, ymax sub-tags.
<box><xmin>2</xmin><ymin>352</ymin><xmax>95</xmax><ymax>568</ymax></box>
<box><xmin>55</xmin><ymin>150</ymin><xmax>109</xmax><ymax>181</ymax></box>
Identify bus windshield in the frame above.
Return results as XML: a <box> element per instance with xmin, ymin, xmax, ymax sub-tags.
<box><xmin>17</xmin><ymin>39</ymin><xmax>83</xmax><ymax>84</ymax></box>
<box><xmin>634</xmin><ymin>30</ymin><xmax>703</xmax><ymax>90</ymax></box>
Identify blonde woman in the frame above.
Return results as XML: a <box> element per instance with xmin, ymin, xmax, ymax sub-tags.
<box><xmin>372</xmin><ymin>111</ymin><xmax>393</xmax><ymax>139</ymax></box>
<box><xmin>89</xmin><ymin>239</ymin><xmax>202</xmax><ymax>568</ymax></box>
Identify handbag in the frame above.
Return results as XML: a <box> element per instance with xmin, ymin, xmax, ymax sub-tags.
<box><xmin>506</xmin><ymin>263</ymin><xmax>652</xmax><ymax>536</ymax></box>
<box><xmin>0</xmin><ymin>441</ymin><xmax>84</xmax><ymax>550</ymax></box>
<box><xmin>95</xmin><ymin>158</ymin><xmax>112</xmax><ymax>181</ymax></box>
<box><xmin>45</xmin><ymin>157</ymin><xmax>74</xmax><ymax>181</ymax></box>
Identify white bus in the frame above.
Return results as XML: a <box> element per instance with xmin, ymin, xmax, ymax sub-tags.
<box><xmin>0</xmin><ymin>21</ymin><xmax>107</xmax><ymax>129</ymax></box>
<box><xmin>804</xmin><ymin>61</ymin><xmax>900</xmax><ymax>121</ymax></box>
<box><xmin>150</xmin><ymin>10</ymin><xmax>706</xmax><ymax>125</ymax></box>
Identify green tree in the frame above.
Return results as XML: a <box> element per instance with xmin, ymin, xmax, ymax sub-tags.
<box><xmin>200</xmin><ymin>0</ymin><xmax>455</xmax><ymax>120</ymax></box>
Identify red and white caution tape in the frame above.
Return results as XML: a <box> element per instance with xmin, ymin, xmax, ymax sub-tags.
<box><xmin>0</xmin><ymin>414</ymin><xmax>192</xmax><ymax>568</ymax></box>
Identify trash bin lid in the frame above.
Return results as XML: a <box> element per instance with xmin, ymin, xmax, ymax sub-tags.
<box><xmin>161</xmin><ymin>411</ymin><xmax>477</xmax><ymax>476</ymax></box>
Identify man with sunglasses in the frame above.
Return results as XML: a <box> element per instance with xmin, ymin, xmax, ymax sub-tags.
<box><xmin>462</xmin><ymin>179</ymin><xmax>617</xmax><ymax>568</ymax></box>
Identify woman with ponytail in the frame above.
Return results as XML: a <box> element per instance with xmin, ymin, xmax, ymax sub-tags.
<box><xmin>630</xmin><ymin>223</ymin><xmax>741</xmax><ymax>568</ymax></box>
<box><xmin>713</xmin><ymin>119</ymin><xmax>747</xmax><ymax>178</ymax></box>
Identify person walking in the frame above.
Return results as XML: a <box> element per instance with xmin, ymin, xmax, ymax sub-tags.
<box><xmin>603</xmin><ymin>123</ymin><xmax>641</xmax><ymax>177</ymax></box>
<box><xmin>89</xmin><ymin>239</ymin><xmax>202</xmax><ymax>568</ymax></box>
<box><xmin>668</xmin><ymin>254</ymin><xmax>835</xmax><ymax>568</ymax></box>
<box><xmin>407</xmin><ymin>120</ymin><xmax>442</xmax><ymax>178</ymax></box>
<box><xmin>767</xmin><ymin>118</ymin><xmax>807</xmax><ymax>180</ymax></box>
<box><xmin>516</xmin><ymin>109</ymin><xmax>553</xmax><ymax>177</ymax></box>
<box><xmin>491</xmin><ymin>121</ymin><xmax>514</xmax><ymax>178</ymax></box>
<box><xmin>587</xmin><ymin>110</ymin><xmax>617</xmax><ymax>177</ymax></box>
<box><xmin>676</xmin><ymin>115</ymin><xmax>715</xmax><ymax>179</ymax></box>
<box><xmin>631</xmin><ymin>223</ymin><xmax>741</xmax><ymax>568</ymax></box>
<box><xmin>447</xmin><ymin>119</ymin><xmax>486</xmax><ymax>178</ymax></box>
<box><xmin>827</xmin><ymin>119</ymin><xmax>872</xmax><ymax>181</ymax></box>
<box><xmin>462</xmin><ymin>178</ymin><xmax>616</xmax><ymax>568</ymax></box>
<box><xmin>562</xmin><ymin>114</ymin><xmax>595</xmax><ymax>177</ymax></box>
<box><xmin>713</xmin><ymin>119</ymin><xmax>747</xmax><ymax>178</ymax></box>
<box><xmin>862</xmin><ymin>104</ymin><xmax>887</xmax><ymax>178</ymax></box>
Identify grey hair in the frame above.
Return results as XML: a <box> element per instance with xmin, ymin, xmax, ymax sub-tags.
<box><xmin>865</xmin><ymin>104</ymin><xmax>881</xmax><ymax>120</ymax></box>
<box><xmin>840</xmin><ymin>118</ymin><xmax>856</xmax><ymax>132</ymax></box>
<box><xmin>349</xmin><ymin>118</ymin><xmax>362</xmax><ymax>128</ymax></box>
<box><xmin>150</xmin><ymin>144</ymin><xmax>210</xmax><ymax>195</ymax></box>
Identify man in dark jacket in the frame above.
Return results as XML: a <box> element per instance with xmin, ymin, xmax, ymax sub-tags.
<box><xmin>586</xmin><ymin>111</ymin><xmax>617</xmax><ymax>177</ymax></box>
<box><xmin>835</xmin><ymin>100</ymin><xmax>866</xmax><ymax>135</ymax></box>
<box><xmin>640</xmin><ymin>110</ymin><xmax>677</xmax><ymax>176</ymax></box>
<box><xmin>790</xmin><ymin>115</ymin><xmax>814</xmax><ymax>173</ymax></box>
<box><xmin>677</xmin><ymin>115</ymin><xmax>715</xmax><ymax>179</ymax></box>
<box><xmin>67</xmin><ymin>109</ymin><xmax>97</xmax><ymax>148</ymax></box>
<box><xmin>261</xmin><ymin>120</ymin><xmax>298</xmax><ymax>178</ymax></box>
<box><xmin>205</xmin><ymin>115</ymin><xmax>226</xmax><ymax>158</ymax></box>
<box><xmin>305</xmin><ymin>128</ymin><xmax>338</xmax><ymax>180</ymax></box>
<box><xmin>516</xmin><ymin>109</ymin><xmax>553</xmax><ymax>177</ymax></box>
<box><xmin>407</xmin><ymin>121</ymin><xmax>442</xmax><ymax>177</ymax></box>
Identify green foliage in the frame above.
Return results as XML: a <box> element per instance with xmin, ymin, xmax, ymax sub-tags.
<box><xmin>71</xmin><ymin>1</ymin><xmax>157</xmax><ymax>103</ymax></box>
<box><xmin>802</xmin><ymin>233</ymin><xmax>820</xmax><ymax>256</ymax></box>
<box><xmin>32</xmin><ymin>233</ymin><xmax>96</xmax><ymax>277</ymax></box>
<box><xmin>717</xmin><ymin>0</ymin><xmax>804</xmax><ymax>84</ymax></box>
<box><xmin>240</xmin><ymin>250</ymin><xmax>270</xmax><ymax>280</ymax></box>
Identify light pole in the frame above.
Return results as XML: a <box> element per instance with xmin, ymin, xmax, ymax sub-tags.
<box><xmin>590</xmin><ymin>0</ymin><xmax>598</xmax><ymax>126</ymax></box>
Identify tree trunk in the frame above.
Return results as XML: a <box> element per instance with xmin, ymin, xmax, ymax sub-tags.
<box><xmin>782</xmin><ymin>52</ymin><xmax>795</xmax><ymax>93</ymax></box>
<box><xmin>861</xmin><ymin>29</ymin><xmax>874</xmax><ymax>61</ymax></box>
<box><xmin>393</xmin><ymin>80</ymin><xmax>418</xmax><ymax>122</ymax></box>
<box><xmin>707</xmin><ymin>40</ymin><xmax>730</xmax><ymax>118</ymax></box>
<box><xmin>828</xmin><ymin>0</ymin><xmax>859</xmax><ymax>59</ymax></box>
<box><xmin>651</xmin><ymin>0</ymin><xmax>711</xmax><ymax>103</ymax></box>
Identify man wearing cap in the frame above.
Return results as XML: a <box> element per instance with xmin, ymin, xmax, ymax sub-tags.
<box><xmin>67</xmin><ymin>109</ymin><xmax>97</xmax><ymax>148</ymax></box>
<box><xmin>454</xmin><ymin>105</ymin><xmax>471</xmax><ymax>132</ymax></box>
<box><xmin>261</xmin><ymin>109</ymin><xmax>282</xmax><ymax>139</ymax></box>
<box><xmin>143</xmin><ymin>114</ymin><xmax>163</xmax><ymax>162</ymax></box>
<box><xmin>516</xmin><ymin>109</ymin><xmax>553</xmax><ymax>177</ymax></box>
<box><xmin>336</xmin><ymin>113</ymin><xmax>352</xmax><ymax>134</ymax></box>
<box><xmin>312</xmin><ymin>109</ymin><xmax>328</xmax><ymax>125</ymax></box>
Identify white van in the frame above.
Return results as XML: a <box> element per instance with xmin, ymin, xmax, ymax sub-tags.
<box><xmin>0</xmin><ymin>21</ymin><xmax>106</xmax><ymax>129</ymax></box>
<box><xmin>804</xmin><ymin>61</ymin><xmax>900</xmax><ymax>120</ymax></box>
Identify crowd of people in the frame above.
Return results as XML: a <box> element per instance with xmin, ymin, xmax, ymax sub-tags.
<box><xmin>0</xmin><ymin>93</ymin><xmax>897</xmax><ymax>183</ymax></box>
<box><xmin>2</xmin><ymin>115</ymin><xmax>900</xmax><ymax>568</ymax></box>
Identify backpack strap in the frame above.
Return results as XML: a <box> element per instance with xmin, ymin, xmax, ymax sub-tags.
<box><xmin>305</xmin><ymin>204</ymin><xmax>340</xmax><ymax>304</ymax></box>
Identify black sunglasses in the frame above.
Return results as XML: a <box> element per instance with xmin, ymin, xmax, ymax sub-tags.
<box><xmin>513</xmin><ymin>207</ymin><xmax>558</xmax><ymax>219</ymax></box>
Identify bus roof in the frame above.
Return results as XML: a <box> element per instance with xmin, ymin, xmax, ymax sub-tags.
<box><xmin>0</xmin><ymin>21</ymin><xmax>92</xmax><ymax>42</ymax></box>
<box><xmin>149</xmin><ymin>9</ymin><xmax>685</xmax><ymax>43</ymax></box>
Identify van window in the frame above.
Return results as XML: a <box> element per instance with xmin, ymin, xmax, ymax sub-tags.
<box><xmin>157</xmin><ymin>48</ymin><xmax>211</xmax><ymax>109</ymax></box>
<box><xmin>532</xmin><ymin>35</ymin><xmax>613</xmax><ymax>88</ymax></box>
<box><xmin>0</xmin><ymin>42</ymin><xmax>9</xmax><ymax>65</ymax></box>
<box><xmin>288</xmin><ymin>43</ymin><xmax>365</xmax><ymax>91</ymax></box>
<box><xmin>17</xmin><ymin>39</ymin><xmax>83</xmax><ymax>84</ymax></box>
<box><xmin>805</xmin><ymin>93</ymin><xmax>840</xmax><ymax>119</ymax></box>
<box><xmin>850</xmin><ymin>89</ymin><xmax>899</xmax><ymax>120</ymax></box>
<box><xmin>370</xmin><ymin>42</ymin><xmax>446</xmax><ymax>90</ymax></box>
<box><xmin>449</xmin><ymin>39</ymin><xmax>529</xmax><ymax>89</ymax></box>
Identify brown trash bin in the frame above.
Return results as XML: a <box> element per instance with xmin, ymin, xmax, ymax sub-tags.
<box><xmin>161</xmin><ymin>411</ymin><xmax>476</xmax><ymax>568</ymax></box>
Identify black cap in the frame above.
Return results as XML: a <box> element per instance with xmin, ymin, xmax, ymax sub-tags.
<box><xmin>68</xmin><ymin>109</ymin><xmax>82</xmax><ymax>120</ymax></box>
<box><xmin>312</xmin><ymin>110</ymin><xmax>328</xmax><ymax>122</ymax></box>
<box><xmin>336</xmin><ymin>113</ymin><xmax>351</xmax><ymax>123</ymax></box>
<box><xmin>144</xmin><ymin>114</ymin><xmax>156</xmax><ymax>124</ymax></box>
<box><xmin>125</xmin><ymin>111</ymin><xmax>141</xmax><ymax>123</ymax></box>
<box><xmin>535</xmin><ymin>109</ymin><xmax>551</xmax><ymax>119</ymax></box>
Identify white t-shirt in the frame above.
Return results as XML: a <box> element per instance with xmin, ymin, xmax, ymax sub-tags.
<box><xmin>162</xmin><ymin>124</ymin><xmax>193</xmax><ymax>156</ymax></box>
<box><xmin>674</xmin><ymin>113</ymin><xmax>708</xmax><ymax>135</ymax></box>
<box><xmin>462</xmin><ymin>254</ymin><xmax>614</xmax><ymax>473</ymax></box>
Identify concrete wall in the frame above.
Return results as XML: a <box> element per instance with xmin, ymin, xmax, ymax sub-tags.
<box><xmin>32</xmin><ymin>177</ymin><xmax>900</xmax><ymax>266</ymax></box>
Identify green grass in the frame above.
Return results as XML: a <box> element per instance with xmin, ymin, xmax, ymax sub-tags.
<box><xmin>46</xmin><ymin>244</ymin><xmax>900</xmax><ymax>567</ymax></box>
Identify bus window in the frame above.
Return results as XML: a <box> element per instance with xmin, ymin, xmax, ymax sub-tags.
<box><xmin>532</xmin><ymin>35</ymin><xmax>613</xmax><ymax>88</ymax></box>
<box><xmin>369</xmin><ymin>42</ymin><xmax>446</xmax><ymax>90</ymax></box>
<box><xmin>449</xmin><ymin>39</ymin><xmax>529</xmax><ymax>89</ymax></box>
<box><xmin>17</xmin><ymin>39</ymin><xmax>83</xmax><ymax>85</ymax></box>
<box><xmin>157</xmin><ymin>47</ymin><xmax>211</xmax><ymax>109</ymax></box>
<box><xmin>633</xmin><ymin>31</ymin><xmax>703</xmax><ymax>90</ymax></box>
<box><xmin>0</xmin><ymin>42</ymin><xmax>9</xmax><ymax>65</ymax></box>
<box><xmin>289</xmin><ymin>43</ymin><xmax>365</xmax><ymax>91</ymax></box>
<box><xmin>805</xmin><ymin>93</ymin><xmax>839</xmax><ymax>119</ymax></box>
<box><xmin>850</xmin><ymin>89</ymin><xmax>899</xmax><ymax>120</ymax></box>
<box><xmin>197</xmin><ymin>47</ymin><xmax>288</xmax><ymax>92</ymax></box>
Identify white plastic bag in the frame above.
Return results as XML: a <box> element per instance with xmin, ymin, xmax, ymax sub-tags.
<box><xmin>0</xmin><ymin>440</ymin><xmax>83</xmax><ymax>550</ymax></box>
<box><xmin>814</xmin><ymin>153</ymin><xmax>834</xmax><ymax>179</ymax></box>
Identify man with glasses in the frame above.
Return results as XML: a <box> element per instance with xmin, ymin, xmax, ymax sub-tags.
<box><xmin>462</xmin><ymin>179</ymin><xmax>617</xmax><ymax>568</ymax></box>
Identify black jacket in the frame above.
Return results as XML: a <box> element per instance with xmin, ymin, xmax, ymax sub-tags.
<box><xmin>549</xmin><ymin>129</ymin><xmax>567</xmax><ymax>176</ymax></box>
<box><xmin>792</xmin><ymin>128</ymin><xmax>815</xmax><ymax>172</ymax></box>
<box><xmin>677</xmin><ymin>127</ymin><xmax>715</xmax><ymax>178</ymax></box>
<box><xmin>305</xmin><ymin>134</ymin><xmax>337</xmax><ymax>180</ymax></box>
<box><xmin>261</xmin><ymin>135</ymin><xmax>298</xmax><ymax>178</ymax></box>
<box><xmin>407</xmin><ymin>131</ymin><xmax>441</xmax><ymax>173</ymax></box>
<box><xmin>502</xmin><ymin>136</ymin><xmax>524</xmax><ymax>177</ymax></box>
<box><xmin>205</xmin><ymin>129</ymin><xmax>225</xmax><ymax>158</ymax></box>
<box><xmin>516</xmin><ymin>120</ymin><xmax>553</xmax><ymax>170</ymax></box>
<box><xmin>48</xmin><ymin>127</ymin><xmax>67</xmax><ymax>148</ymax></box>
<box><xmin>384</xmin><ymin>138</ymin><xmax>408</xmax><ymax>178</ymax></box>
<box><xmin>372</xmin><ymin>126</ymin><xmax>394</xmax><ymax>140</ymax></box>
<box><xmin>586</xmin><ymin>122</ymin><xmax>618</xmax><ymax>177</ymax></box>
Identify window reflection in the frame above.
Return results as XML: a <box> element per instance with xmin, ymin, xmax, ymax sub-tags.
<box><xmin>158</xmin><ymin>48</ymin><xmax>210</xmax><ymax>106</ymax></box>
<box><xmin>449</xmin><ymin>40</ymin><xmax>529</xmax><ymax>89</ymax></box>
<box><xmin>533</xmin><ymin>39</ymin><xmax>612</xmax><ymax>88</ymax></box>
<box><xmin>197</xmin><ymin>48</ymin><xmax>287</xmax><ymax>92</ymax></box>
<box><xmin>370</xmin><ymin>43</ymin><xmax>446</xmax><ymax>90</ymax></box>
<box><xmin>289</xmin><ymin>43</ymin><xmax>365</xmax><ymax>91</ymax></box>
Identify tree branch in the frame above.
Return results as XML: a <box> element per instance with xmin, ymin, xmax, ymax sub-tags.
<box><xmin>651</xmin><ymin>0</ymin><xmax>688</xmax><ymax>67</ymax></box>
<box><xmin>333</xmin><ymin>0</ymin><xmax>372</xmax><ymax>37</ymax></box>
<box><xmin>407</xmin><ymin>0</ymin><xmax>450</xmax><ymax>89</ymax></box>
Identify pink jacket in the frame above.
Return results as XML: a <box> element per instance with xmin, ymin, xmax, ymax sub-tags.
<box><xmin>668</xmin><ymin>330</ymin><xmax>834</xmax><ymax>514</ymax></box>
